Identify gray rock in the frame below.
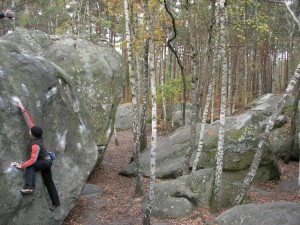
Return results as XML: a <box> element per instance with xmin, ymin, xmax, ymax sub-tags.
<box><xmin>141</xmin><ymin>169</ymin><xmax>214</xmax><ymax>218</ymax></box>
<box><xmin>0</xmin><ymin>30</ymin><xmax>124</xmax><ymax>225</ymax></box>
<box><xmin>115</xmin><ymin>103</ymin><xmax>134</xmax><ymax>130</ymax></box>
<box><xmin>216</xmin><ymin>202</ymin><xmax>300</xmax><ymax>225</ymax></box>
<box><xmin>122</xmin><ymin>95</ymin><xmax>289</xmax><ymax>179</ymax></box>
<box><xmin>4</xmin><ymin>29</ymin><xmax>125</xmax><ymax>155</ymax></box>
<box><xmin>81</xmin><ymin>183</ymin><xmax>102</xmax><ymax>197</ymax></box>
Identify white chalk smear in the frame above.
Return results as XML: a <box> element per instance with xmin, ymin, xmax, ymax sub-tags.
<box><xmin>21</xmin><ymin>84</ymin><xmax>29</xmax><ymax>95</ymax></box>
<box><xmin>56</xmin><ymin>130</ymin><xmax>67</xmax><ymax>152</ymax></box>
<box><xmin>45</xmin><ymin>86</ymin><xmax>58</xmax><ymax>100</ymax></box>
<box><xmin>4</xmin><ymin>163</ymin><xmax>18</xmax><ymax>176</ymax></box>
<box><xmin>0</xmin><ymin>68</ymin><xmax>4</xmax><ymax>78</ymax></box>
<box><xmin>79</xmin><ymin>123</ymin><xmax>86</xmax><ymax>134</ymax></box>
<box><xmin>77</xmin><ymin>142</ymin><xmax>82</xmax><ymax>151</ymax></box>
<box><xmin>36</xmin><ymin>100</ymin><xmax>41</xmax><ymax>112</ymax></box>
<box><xmin>11</xmin><ymin>96</ymin><xmax>21</xmax><ymax>106</ymax></box>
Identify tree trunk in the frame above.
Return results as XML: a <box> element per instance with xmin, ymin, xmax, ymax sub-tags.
<box><xmin>284</xmin><ymin>85</ymin><xmax>300</xmax><ymax>163</ymax></box>
<box><xmin>143</xmin><ymin>0</ymin><xmax>157</xmax><ymax>224</ymax></box>
<box><xmin>182</xmin><ymin>1</ymin><xmax>199</xmax><ymax>176</ymax></box>
<box><xmin>113</xmin><ymin>127</ymin><xmax>119</xmax><ymax>146</ymax></box>
<box><xmin>140</xmin><ymin>29</ymin><xmax>150</xmax><ymax>152</ymax></box>
<box><xmin>192</xmin><ymin>81</ymin><xmax>213</xmax><ymax>172</ymax></box>
<box><xmin>211</xmin><ymin>0</ymin><xmax>227</xmax><ymax>211</ymax></box>
<box><xmin>123</xmin><ymin>0</ymin><xmax>143</xmax><ymax>197</ymax></box>
<box><xmin>234</xmin><ymin>60</ymin><xmax>300</xmax><ymax>205</ymax></box>
<box><xmin>161</xmin><ymin>45</ymin><xmax>167</xmax><ymax>131</ymax></box>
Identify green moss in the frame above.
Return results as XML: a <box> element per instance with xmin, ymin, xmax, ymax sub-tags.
<box><xmin>282</xmin><ymin>105</ymin><xmax>293</xmax><ymax>115</ymax></box>
<box><xmin>242</xmin><ymin>195</ymin><xmax>252</xmax><ymax>204</ymax></box>
<box><xmin>207</xmin><ymin>149</ymin><xmax>217</xmax><ymax>162</ymax></box>
<box><xmin>226</xmin><ymin>127</ymin><xmax>257</xmax><ymax>142</ymax></box>
<box><xmin>226</xmin><ymin>128</ymin><xmax>245</xmax><ymax>141</ymax></box>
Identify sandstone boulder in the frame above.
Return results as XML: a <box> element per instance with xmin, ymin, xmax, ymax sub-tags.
<box><xmin>216</xmin><ymin>202</ymin><xmax>300</xmax><ymax>225</ymax></box>
<box><xmin>0</xmin><ymin>30</ymin><xmax>124</xmax><ymax>225</ymax></box>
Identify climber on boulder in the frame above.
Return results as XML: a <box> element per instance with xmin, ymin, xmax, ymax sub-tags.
<box><xmin>12</xmin><ymin>101</ymin><xmax>60</xmax><ymax>211</ymax></box>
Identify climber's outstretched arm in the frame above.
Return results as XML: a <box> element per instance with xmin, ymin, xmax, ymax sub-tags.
<box><xmin>17</xmin><ymin>102</ymin><xmax>34</xmax><ymax>128</ymax></box>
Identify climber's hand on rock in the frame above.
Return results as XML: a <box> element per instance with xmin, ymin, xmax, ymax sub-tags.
<box><xmin>12</xmin><ymin>162</ymin><xmax>21</xmax><ymax>168</ymax></box>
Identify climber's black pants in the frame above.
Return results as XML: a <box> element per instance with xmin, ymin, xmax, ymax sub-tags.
<box><xmin>25</xmin><ymin>159</ymin><xmax>60</xmax><ymax>206</ymax></box>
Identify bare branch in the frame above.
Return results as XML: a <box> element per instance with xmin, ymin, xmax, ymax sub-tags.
<box><xmin>284</xmin><ymin>0</ymin><xmax>300</xmax><ymax>30</ymax></box>
<box><xmin>158</xmin><ymin>0</ymin><xmax>184</xmax><ymax>73</ymax></box>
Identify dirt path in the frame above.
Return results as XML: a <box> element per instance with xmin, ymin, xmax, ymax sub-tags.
<box><xmin>63</xmin><ymin>130</ymin><xmax>299</xmax><ymax>225</ymax></box>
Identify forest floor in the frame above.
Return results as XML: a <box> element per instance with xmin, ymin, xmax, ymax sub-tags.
<box><xmin>63</xmin><ymin>130</ymin><xmax>300</xmax><ymax>225</ymax></box>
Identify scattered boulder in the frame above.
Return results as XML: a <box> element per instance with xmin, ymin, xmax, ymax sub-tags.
<box><xmin>216</xmin><ymin>202</ymin><xmax>300</xmax><ymax>225</ymax></box>
<box><xmin>115</xmin><ymin>103</ymin><xmax>134</xmax><ymax>130</ymax></box>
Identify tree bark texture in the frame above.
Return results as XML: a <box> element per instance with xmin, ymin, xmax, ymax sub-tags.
<box><xmin>212</xmin><ymin>0</ymin><xmax>227</xmax><ymax>211</ymax></box>
<box><xmin>123</xmin><ymin>0</ymin><xmax>143</xmax><ymax>197</ymax></box>
<box><xmin>143</xmin><ymin>0</ymin><xmax>157</xmax><ymax>223</ymax></box>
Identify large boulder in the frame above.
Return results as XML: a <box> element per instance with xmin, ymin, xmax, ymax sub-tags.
<box><xmin>216</xmin><ymin>202</ymin><xmax>300</xmax><ymax>225</ymax></box>
<box><xmin>3</xmin><ymin>29</ymin><xmax>124</xmax><ymax>157</ymax></box>
<box><xmin>124</xmin><ymin>94</ymin><xmax>296</xmax><ymax>210</ymax></box>
<box><xmin>0</xmin><ymin>30</ymin><xmax>124</xmax><ymax>225</ymax></box>
<box><xmin>123</xmin><ymin>94</ymin><xmax>293</xmax><ymax>179</ymax></box>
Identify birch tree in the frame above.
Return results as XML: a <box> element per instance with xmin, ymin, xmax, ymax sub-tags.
<box><xmin>192</xmin><ymin>81</ymin><xmax>213</xmax><ymax>172</ymax></box>
<box><xmin>161</xmin><ymin>46</ymin><xmax>167</xmax><ymax>131</ymax></box>
<box><xmin>182</xmin><ymin>0</ymin><xmax>200</xmax><ymax>175</ymax></box>
<box><xmin>190</xmin><ymin>0</ymin><xmax>217</xmax><ymax>173</ymax></box>
<box><xmin>123</xmin><ymin>0</ymin><xmax>143</xmax><ymax>197</ymax></box>
<box><xmin>211</xmin><ymin>0</ymin><xmax>228</xmax><ymax>211</ymax></box>
<box><xmin>143</xmin><ymin>0</ymin><xmax>157</xmax><ymax>224</ymax></box>
<box><xmin>140</xmin><ymin>23</ymin><xmax>150</xmax><ymax>152</ymax></box>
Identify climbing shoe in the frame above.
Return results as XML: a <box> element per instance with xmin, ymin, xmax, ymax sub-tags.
<box><xmin>49</xmin><ymin>204</ymin><xmax>60</xmax><ymax>211</ymax></box>
<box><xmin>20</xmin><ymin>188</ymin><xmax>34</xmax><ymax>195</ymax></box>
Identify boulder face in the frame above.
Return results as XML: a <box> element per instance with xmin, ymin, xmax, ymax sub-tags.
<box><xmin>115</xmin><ymin>103</ymin><xmax>135</xmax><ymax>130</ymax></box>
<box><xmin>3</xmin><ymin>29</ymin><xmax>124</xmax><ymax>152</ymax></box>
<box><xmin>216</xmin><ymin>202</ymin><xmax>300</xmax><ymax>225</ymax></box>
<box><xmin>0</xmin><ymin>30</ymin><xmax>124</xmax><ymax>225</ymax></box>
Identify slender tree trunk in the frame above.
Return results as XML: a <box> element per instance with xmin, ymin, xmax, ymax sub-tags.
<box><xmin>244</xmin><ymin>48</ymin><xmax>248</xmax><ymax>107</ymax></box>
<box><xmin>211</xmin><ymin>0</ymin><xmax>227</xmax><ymax>211</ymax></box>
<box><xmin>143</xmin><ymin>0</ymin><xmax>157</xmax><ymax>223</ymax></box>
<box><xmin>182</xmin><ymin>0</ymin><xmax>199</xmax><ymax>176</ymax></box>
<box><xmin>113</xmin><ymin>127</ymin><xmax>119</xmax><ymax>146</ymax></box>
<box><xmin>140</xmin><ymin>29</ymin><xmax>150</xmax><ymax>152</ymax></box>
<box><xmin>123</xmin><ymin>0</ymin><xmax>143</xmax><ymax>197</ymax></box>
<box><xmin>211</xmin><ymin>75</ymin><xmax>216</xmax><ymax>123</ymax></box>
<box><xmin>161</xmin><ymin>45</ymin><xmax>167</xmax><ymax>131</ymax></box>
<box><xmin>234</xmin><ymin>61</ymin><xmax>300</xmax><ymax>205</ymax></box>
<box><xmin>192</xmin><ymin>81</ymin><xmax>213</xmax><ymax>172</ymax></box>
<box><xmin>227</xmin><ymin>50</ymin><xmax>232</xmax><ymax>116</ymax></box>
